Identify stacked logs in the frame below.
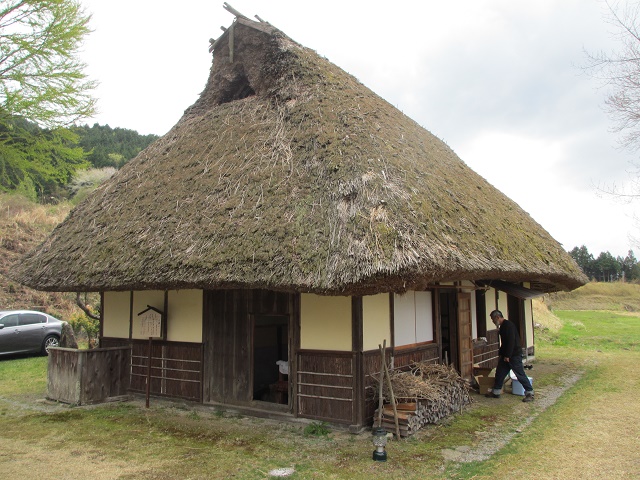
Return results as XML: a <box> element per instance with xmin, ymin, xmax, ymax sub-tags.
<box><xmin>372</xmin><ymin>362</ymin><xmax>473</xmax><ymax>437</ymax></box>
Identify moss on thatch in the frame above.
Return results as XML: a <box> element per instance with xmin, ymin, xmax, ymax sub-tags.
<box><xmin>13</xmin><ymin>17</ymin><xmax>587</xmax><ymax>295</ymax></box>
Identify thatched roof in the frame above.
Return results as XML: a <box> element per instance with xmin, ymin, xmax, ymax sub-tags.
<box><xmin>13</xmin><ymin>15</ymin><xmax>587</xmax><ymax>295</ymax></box>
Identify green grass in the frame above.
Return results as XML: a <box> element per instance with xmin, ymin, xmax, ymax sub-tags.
<box><xmin>0</xmin><ymin>356</ymin><xmax>47</xmax><ymax>398</ymax></box>
<box><xmin>550</xmin><ymin>310</ymin><xmax>639</xmax><ymax>351</ymax></box>
<box><xmin>448</xmin><ymin>305</ymin><xmax>640</xmax><ymax>479</ymax></box>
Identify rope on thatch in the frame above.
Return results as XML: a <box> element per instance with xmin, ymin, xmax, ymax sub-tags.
<box><xmin>372</xmin><ymin>362</ymin><xmax>473</xmax><ymax>437</ymax></box>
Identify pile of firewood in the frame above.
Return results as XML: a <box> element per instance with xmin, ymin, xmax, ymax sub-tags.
<box><xmin>372</xmin><ymin>362</ymin><xmax>472</xmax><ymax>437</ymax></box>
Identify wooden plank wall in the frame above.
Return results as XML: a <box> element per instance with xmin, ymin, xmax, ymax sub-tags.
<box><xmin>202</xmin><ymin>289</ymin><xmax>292</xmax><ymax>406</ymax></box>
<box><xmin>473</xmin><ymin>329</ymin><xmax>500</xmax><ymax>369</ymax></box>
<box><xmin>128</xmin><ymin>340</ymin><xmax>203</xmax><ymax>402</ymax></box>
<box><xmin>47</xmin><ymin>346</ymin><xmax>130</xmax><ymax>405</ymax></box>
<box><xmin>202</xmin><ymin>290</ymin><xmax>251</xmax><ymax>404</ymax></box>
<box><xmin>362</xmin><ymin>343</ymin><xmax>440</xmax><ymax>424</ymax></box>
<box><xmin>297</xmin><ymin>350</ymin><xmax>355</xmax><ymax>424</ymax></box>
<box><xmin>392</xmin><ymin>343</ymin><xmax>440</xmax><ymax>370</ymax></box>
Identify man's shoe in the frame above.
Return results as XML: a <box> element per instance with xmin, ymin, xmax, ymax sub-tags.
<box><xmin>485</xmin><ymin>392</ymin><xmax>501</xmax><ymax>399</ymax></box>
<box><xmin>522</xmin><ymin>393</ymin><xmax>534</xmax><ymax>403</ymax></box>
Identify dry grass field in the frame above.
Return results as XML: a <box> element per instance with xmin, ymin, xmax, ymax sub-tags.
<box><xmin>0</xmin><ymin>194</ymin><xmax>78</xmax><ymax>318</ymax></box>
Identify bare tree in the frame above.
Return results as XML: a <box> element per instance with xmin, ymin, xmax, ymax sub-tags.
<box><xmin>586</xmin><ymin>1</ymin><xmax>640</xmax><ymax>152</ymax></box>
<box><xmin>585</xmin><ymin>1</ymin><xmax>640</xmax><ymax>247</ymax></box>
<box><xmin>76</xmin><ymin>292</ymin><xmax>99</xmax><ymax>321</ymax></box>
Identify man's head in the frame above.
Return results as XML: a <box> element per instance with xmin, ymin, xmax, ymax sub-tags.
<box><xmin>490</xmin><ymin>310</ymin><xmax>504</xmax><ymax>327</ymax></box>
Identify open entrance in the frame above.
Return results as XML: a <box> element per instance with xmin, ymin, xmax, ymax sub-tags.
<box><xmin>507</xmin><ymin>294</ymin><xmax>526</xmax><ymax>350</ymax></box>
<box><xmin>252</xmin><ymin>314</ymin><xmax>289</xmax><ymax>404</ymax></box>
<box><xmin>439</xmin><ymin>291</ymin><xmax>458</xmax><ymax>368</ymax></box>
<box><xmin>439</xmin><ymin>291</ymin><xmax>473</xmax><ymax>379</ymax></box>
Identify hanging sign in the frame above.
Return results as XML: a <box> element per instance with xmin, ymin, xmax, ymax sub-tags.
<box><xmin>139</xmin><ymin>307</ymin><xmax>162</xmax><ymax>338</ymax></box>
<box><xmin>137</xmin><ymin>305</ymin><xmax>165</xmax><ymax>409</ymax></box>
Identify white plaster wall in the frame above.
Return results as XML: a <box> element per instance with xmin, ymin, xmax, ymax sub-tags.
<box><xmin>103</xmin><ymin>291</ymin><xmax>130</xmax><ymax>338</ymax></box>
<box><xmin>363</xmin><ymin>293</ymin><xmax>390</xmax><ymax>351</ymax></box>
<box><xmin>167</xmin><ymin>290</ymin><xmax>203</xmax><ymax>343</ymax></box>
<box><xmin>300</xmin><ymin>294</ymin><xmax>351</xmax><ymax>351</ymax></box>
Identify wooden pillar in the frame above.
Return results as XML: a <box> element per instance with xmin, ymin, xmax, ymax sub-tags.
<box><xmin>99</xmin><ymin>291</ymin><xmax>105</xmax><ymax>340</ymax></box>
<box><xmin>351</xmin><ymin>296</ymin><xmax>364</xmax><ymax>431</ymax></box>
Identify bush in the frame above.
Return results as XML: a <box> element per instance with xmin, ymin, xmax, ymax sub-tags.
<box><xmin>303</xmin><ymin>422</ymin><xmax>330</xmax><ymax>437</ymax></box>
<box><xmin>67</xmin><ymin>311</ymin><xmax>100</xmax><ymax>348</ymax></box>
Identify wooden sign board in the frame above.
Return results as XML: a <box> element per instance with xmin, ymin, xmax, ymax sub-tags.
<box><xmin>139</xmin><ymin>309</ymin><xmax>162</xmax><ymax>338</ymax></box>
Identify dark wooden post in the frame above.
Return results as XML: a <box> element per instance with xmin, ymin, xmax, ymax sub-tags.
<box><xmin>146</xmin><ymin>337</ymin><xmax>152</xmax><ymax>408</ymax></box>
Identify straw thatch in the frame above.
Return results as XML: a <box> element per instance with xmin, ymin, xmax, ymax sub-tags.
<box><xmin>13</xmin><ymin>16</ymin><xmax>587</xmax><ymax>295</ymax></box>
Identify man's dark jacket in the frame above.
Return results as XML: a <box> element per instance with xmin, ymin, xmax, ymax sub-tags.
<box><xmin>498</xmin><ymin>319</ymin><xmax>522</xmax><ymax>358</ymax></box>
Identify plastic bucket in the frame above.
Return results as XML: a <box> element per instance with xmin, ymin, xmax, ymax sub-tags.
<box><xmin>510</xmin><ymin>371</ymin><xmax>533</xmax><ymax>396</ymax></box>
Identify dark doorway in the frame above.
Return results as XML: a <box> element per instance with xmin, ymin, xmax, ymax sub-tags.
<box><xmin>507</xmin><ymin>295</ymin><xmax>526</xmax><ymax>350</ymax></box>
<box><xmin>439</xmin><ymin>291</ymin><xmax>458</xmax><ymax>370</ymax></box>
<box><xmin>252</xmin><ymin>314</ymin><xmax>289</xmax><ymax>404</ymax></box>
<box><xmin>202</xmin><ymin>289</ymin><xmax>292</xmax><ymax>409</ymax></box>
<box><xmin>475</xmin><ymin>290</ymin><xmax>487</xmax><ymax>338</ymax></box>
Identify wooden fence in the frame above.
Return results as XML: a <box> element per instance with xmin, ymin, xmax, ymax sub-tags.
<box><xmin>129</xmin><ymin>341</ymin><xmax>203</xmax><ymax>402</ymax></box>
<box><xmin>297</xmin><ymin>350</ymin><xmax>355</xmax><ymax>424</ymax></box>
<box><xmin>47</xmin><ymin>346</ymin><xmax>130</xmax><ymax>405</ymax></box>
<box><xmin>472</xmin><ymin>329</ymin><xmax>500</xmax><ymax>369</ymax></box>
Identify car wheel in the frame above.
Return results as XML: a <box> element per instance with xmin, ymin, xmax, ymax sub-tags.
<box><xmin>42</xmin><ymin>335</ymin><xmax>60</xmax><ymax>355</ymax></box>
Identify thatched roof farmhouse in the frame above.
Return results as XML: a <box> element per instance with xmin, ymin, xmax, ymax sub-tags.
<box><xmin>14</xmin><ymin>9</ymin><xmax>586</xmax><ymax>427</ymax></box>
<box><xmin>15</xmin><ymin>15</ymin><xmax>585</xmax><ymax>295</ymax></box>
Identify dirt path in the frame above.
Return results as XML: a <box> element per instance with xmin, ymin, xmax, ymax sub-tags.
<box><xmin>448</xmin><ymin>350</ymin><xmax>640</xmax><ymax>479</ymax></box>
<box><xmin>442</xmin><ymin>370</ymin><xmax>583</xmax><ymax>464</ymax></box>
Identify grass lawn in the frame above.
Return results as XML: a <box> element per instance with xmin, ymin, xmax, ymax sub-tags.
<box><xmin>0</xmin><ymin>308</ymin><xmax>638</xmax><ymax>479</ymax></box>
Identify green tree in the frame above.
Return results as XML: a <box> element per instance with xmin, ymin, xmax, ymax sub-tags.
<box><xmin>0</xmin><ymin>116</ymin><xmax>87</xmax><ymax>199</ymax></box>
<box><xmin>0</xmin><ymin>0</ymin><xmax>96</xmax><ymax>127</ymax></box>
<box><xmin>72</xmin><ymin>123</ymin><xmax>159</xmax><ymax>169</ymax></box>
<box><xmin>0</xmin><ymin>1</ymin><xmax>95</xmax><ymax>200</ymax></box>
<box><xmin>569</xmin><ymin>245</ymin><xmax>596</xmax><ymax>278</ymax></box>
<box><xmin>593</xmin><ymin>251</ymin><xmax>622</xmax><ymax>282</ymax></box>
<box><xmin>621</xmin><ymin>249</ymin><xmax>639</xmax><ymax>280</ymax></box>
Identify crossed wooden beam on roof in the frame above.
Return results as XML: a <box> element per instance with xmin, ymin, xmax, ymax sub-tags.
<box><xmin>209</xmin><ymin>3</ymin><xmax>269</xmax><ymax>57</ymax></box>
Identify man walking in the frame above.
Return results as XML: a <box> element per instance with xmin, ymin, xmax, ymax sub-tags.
<box><xmin>485</xmin><ymin>310</ymin><xmax>534</xmax><ymax>402</ymax></box>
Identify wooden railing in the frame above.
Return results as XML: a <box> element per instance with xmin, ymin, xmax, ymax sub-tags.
<box><xmin>47</xmin><ymin>346</ymin><xmax>130</xmax><ymax>405</ymax></box>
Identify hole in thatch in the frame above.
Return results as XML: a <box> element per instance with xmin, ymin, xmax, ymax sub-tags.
<box><xmin>218</xmin><ymin>72</ymin><xmax>256</xmax><ymax>104</ymax></box>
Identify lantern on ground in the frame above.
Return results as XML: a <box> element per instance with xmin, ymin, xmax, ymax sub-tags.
<box><xmin>372</xmin><ymin>426</ymin><xmax>388</xmax><ymax>461</ymax></box>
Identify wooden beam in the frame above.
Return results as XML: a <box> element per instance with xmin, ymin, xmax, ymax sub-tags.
<box><xmin>223</xmin><ymin>2</ymin><xmax>249</xmax><ymax>20</ymax></box>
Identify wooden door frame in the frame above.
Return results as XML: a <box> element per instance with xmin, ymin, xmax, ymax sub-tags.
<box><xmin>457</xmin><ymin>292</ymin><xmax>473</xmax><ymax>380</ymax></box>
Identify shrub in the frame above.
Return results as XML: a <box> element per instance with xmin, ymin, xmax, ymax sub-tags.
<box><xmin>67</xmin><ymin>311</ymin><xmax>100</xmax><ymax>348</ymax></box>
<box><xmin>303</xmin><ymin>421</ymin><xmax>330</xmax><ymax>437</ymax></box>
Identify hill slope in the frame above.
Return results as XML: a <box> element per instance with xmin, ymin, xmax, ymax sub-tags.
<box><xmin>546</xmin><ymin>282</ymin><xmax>640</xmax><ymax>312</ymax></box>
<box><xmin>0</xmin><ymin>194</ymin><xmax>79</xmax><ymax>318</ymax></box>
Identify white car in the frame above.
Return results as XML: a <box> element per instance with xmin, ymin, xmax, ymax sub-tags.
<box><xmin>0</xmin><ymin>310</ymin><xmax>63</xmax><ymax>356</ymax></box>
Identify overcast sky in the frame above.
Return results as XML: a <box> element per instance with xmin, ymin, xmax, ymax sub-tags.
<box><xmin>79</xmin><ymin>0</ymin><xmax>639</xmax><ymax>258</ymax></box>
